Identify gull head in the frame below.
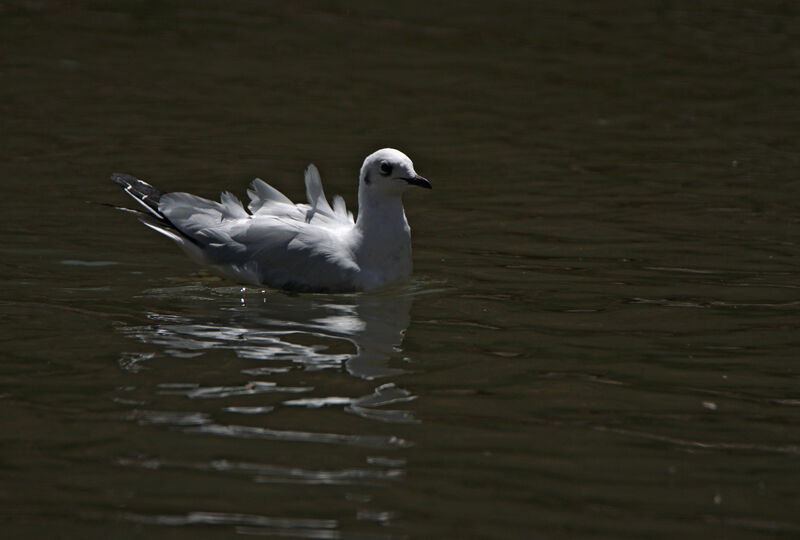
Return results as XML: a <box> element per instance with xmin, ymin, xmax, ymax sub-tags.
<box><xmin>359</xmin><ymin>148</ymin><xmax>431</xmax><ymax>196</ymax></box>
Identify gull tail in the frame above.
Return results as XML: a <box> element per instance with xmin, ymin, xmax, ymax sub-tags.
<box><xmin>109</xmin><ymin>173</ymin><xmax>199</xmax><ymax>246</ymax></box>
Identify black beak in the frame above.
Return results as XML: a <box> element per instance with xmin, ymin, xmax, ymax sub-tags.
<box><xmin>405</xmin><ymin>175</ymin><xmax>432</xmax><ymax>189</ymax></box>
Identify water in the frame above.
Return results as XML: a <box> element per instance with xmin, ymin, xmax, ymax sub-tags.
<box><xmin>2</xmin><ymin>2</ymin><xmax>800</xmax><ymax>538</ymax></box>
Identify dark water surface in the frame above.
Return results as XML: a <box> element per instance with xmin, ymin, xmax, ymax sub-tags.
<box><xmin>3</xmin><ymin>2</ymin><xmax>800</xmax><ymax>538</ymax></box>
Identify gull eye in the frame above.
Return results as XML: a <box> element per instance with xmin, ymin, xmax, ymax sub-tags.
<box><xmin>379</xmin><ymin>161</ymin><xmax>393</xmax><ymax>176</ymax></box>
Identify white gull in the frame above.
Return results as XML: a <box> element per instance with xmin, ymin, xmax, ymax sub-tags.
<box><xmin>111</xmin><ymin>148</ymin><xmax>431</xmax><ymax>292</ymax></box>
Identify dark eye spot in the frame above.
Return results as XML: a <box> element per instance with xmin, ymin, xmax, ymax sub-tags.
<box><xmin>379</xmin><ymin>161</ymin><xmax>393</xmax><ymax>176</ymax></box>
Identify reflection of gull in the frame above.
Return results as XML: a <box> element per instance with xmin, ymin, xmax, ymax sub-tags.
<box><xmin>120</xmin><ymin>287</ymin><xmax>414</xmax><ymax>380</ymax></box>
<box><xmin>115</xmin><ymin>286</ymin><xmax>425</xmax><ymax>533</ymax></box>
<box><xmin>310</xmin><ymin>292</ymin><xmax>412</xmax><ymax>379</ymax></box>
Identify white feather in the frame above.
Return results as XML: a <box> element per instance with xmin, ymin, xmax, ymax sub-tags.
<box><xmin>247</xmin><ymin>178</ymin><xmax>294</xmax><ymax>214</ymax></box>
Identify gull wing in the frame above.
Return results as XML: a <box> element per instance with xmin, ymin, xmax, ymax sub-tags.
<box><xmin>113</xmin><ymin>168</ymin><xmax>359</xmax><ymax>290</ymax></box>
<box><xmin>224</xmin><ymin>216</ymin><xmax>360</xmax><ymax>290</ymax></box>
<box><xmin>157</xmin><ymin>185</ymin><xmax>359</xmax><ymax>290</ymax></box>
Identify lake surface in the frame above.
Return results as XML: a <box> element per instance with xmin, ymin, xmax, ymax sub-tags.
<box><xmin>2</xmin><ymin>2</ymin><xmax>800</xmax><ymax>538</ymax></box>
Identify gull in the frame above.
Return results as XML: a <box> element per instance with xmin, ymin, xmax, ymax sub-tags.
<box><xmin>111</xmin><ymin>148</ymin><xmax>431</xmax><ymax>292</ymax></box>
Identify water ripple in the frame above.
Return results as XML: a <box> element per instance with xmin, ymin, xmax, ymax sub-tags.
<box><xmin>118</xmin><ymin>290</ymin><xmax>415</xmax><ymax>379</ymax></box>
<box><xmin>186</xmin><ymin>381</ymin><xmax>312</xmax><ymax>399</ymax></box>
<box><xmin>129</xmin><ymin>409</ymin><xmax>213</xmax><ymax>426</ymax></box>
<box><xmin>117</xmin><ymin>457</ymin><xmax>404</xmax><ymax>486</ymax></box>
<box><xmin>284</xmin><ymin>383</ymin><xmax>418</xmax><ymax>424</ymax></box>
<box><xmin>185</xmin><ymin>423</ymin><xmax>412</xmax><ymax>449</ymax></box>
<box><xmin>595</xmin><ymin>425</ymin><xmax>800</xmax><ymax>456</ymax></box>
<box><xmin>224</xmin><ymin>406</ymin><xmax>275</xmax><ymax>415</ymax></box>
<box><xmin>123</xmin><ymin>511</ymin><xmax>338</xmax><ymax>538</ymax></box>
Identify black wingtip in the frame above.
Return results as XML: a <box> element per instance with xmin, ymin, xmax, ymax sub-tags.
<box><xmin>109</xmin><ymin>172</ymin><xmax>165</xmax><ymax>220</ymax></box>
<box><xmin>110</xmin><ymin>173</ymin><xmax>162</xmax><ymax>199</ymax></box>
<box><xmin>110</xmin><ymin>172</ymin><xmax>138</xmax><ymax>188</ymax></box>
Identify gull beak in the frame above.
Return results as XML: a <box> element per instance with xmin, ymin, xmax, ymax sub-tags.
<box><xmin>405</xmin><ymin>175</ymin><xmax>432</xmax><ymax>189</ymax></box>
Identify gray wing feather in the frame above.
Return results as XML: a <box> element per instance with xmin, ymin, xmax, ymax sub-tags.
<box><xmin>115</xmin><ymin>171</ymin><xmax>358</xmax><ymax>290</ymax></box>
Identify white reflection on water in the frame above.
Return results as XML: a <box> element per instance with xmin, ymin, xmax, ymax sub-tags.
<box><xmin>118</xmin><ymin>456</ymin><xmax>404</xmax><ymax>484</ymax></box>
<box><xmin>119</xmin><ymin>284</ymin><xmax>417</xmax><ymax>380</ymax></box>
<box><xmin>186</xmin><ymin>423</ymin><xmax>411</xmax><ymax>448</ymax></box>
<box><xmin>123</xmin><ymin>511</ymin><xmax>340</xmax><ymax>538</ymax></box>
<box><xmin>285</xmin><ymin>382</ymin><xmax>418</xmax><ymax>424</ymax></box>
<box><xmin>116</xmin><ymin>284</ymin><xmax>432</xmax><ymax>434</ymax></box>
<box><xmin>113</xmin><ymin>285</ymin><xmax>427</xmax><ymax>534</ymax></box>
